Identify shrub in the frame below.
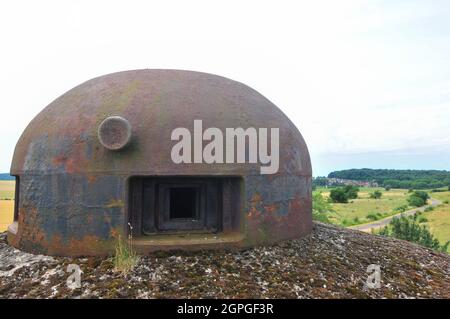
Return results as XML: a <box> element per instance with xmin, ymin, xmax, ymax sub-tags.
<box><xmin>329</xmin><ymin>186</ymin><xmax>359</xmax><ymax>203</ymax></box>
<box><xmin>330</xmin><ymin>188</ymin><xmax>349</xmax><ymax>203</ymax></box>
<box><xmin>369</xmin><ymin>190</ymin><xmax>383</xmax><ymax>199</ymax></box>
<box><xmin>407</xmin><ymin>195</ymin><xmax>425</xmax><ymax>207</ymax></box>
<box><xmin>345</xmin><ymin>185</ymin><xmax>359</xmax><ymax>199</ymax></box>
<box><xmin>413</xmin><ymin>191</ymin><xmax>430</xmax><ymax>202</ymax></box>
<box><xmin>379</xmin><ymin>215</ymin><xmax>449</xmax><ymax>252</ymax></box>
<box><xmin>393</xmin><ymin>205</ymin><xmax>408</xmax><ymax>213</ymax></box>
<box><xmin>424</xmin><ymin>206</ymin><xmax>434</xmax><ymax>212</ymax></box>
<box><xmin>312</xmin><ymin>192</ymin><xmax>333</xmax><ymax>223</ymax></box>
<box><xmin>418</xmin><ymin>216</ymin><xmax>428</xmax><ymax>223</ymax></box>
<box><xmin>407</xmin><ymin>191</ymin><xmax>429</xmax><ymax>207</ymax></box>
<box><xmin>431</xmin><ymin>189</ymin><xmax>446</xmax><ymax>193</ymax></box>
<box><xmin>366</xmin><ymin>213</ymin><xmax>378</xmax><ymax>221</ymax></box>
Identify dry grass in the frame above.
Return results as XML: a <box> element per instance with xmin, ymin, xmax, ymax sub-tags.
<box><xmin>318</xmin><ymin>188</ymin><xmax>410</xmax><ymax>226</ymax></box>
<box><xmin>422</xmin><ymin>191</ymin><xmax>450</xmax><ymax>252</ymax></box>
<box><xmin>0</xmin><ymin>200</ymin><xmax>14</xmax><ymax>232</ymax></box>
<box><xmin>113</xmin><ymin>234</ymin><xmax>139</xmax><ymax>275</ymax></box>
<box><xmin>0</xmin><ymin>181</ymin><xmax>15</xmax><ymax>199</ymax></box>
<box><xmin>0</xmin><ymin>181</ymin><xmax>15</xmax><ymax>232</ymax></box>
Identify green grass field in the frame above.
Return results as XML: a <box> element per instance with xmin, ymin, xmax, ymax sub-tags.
<box><xmin>0</xmin><ymin>180</ymin><xmax>15</xmax><ymax>200</ymax></box>
<box><xmin>420</xmin><ymin>191</ymin><xmax>450</xmax><ymax>250</ymax></box>
<box><xmin>0</xmin><ymin>180</ymin><xmax>15</xmax><ymax>232</ymax></box>
<box><xmin>316</xmin><ymin>187</ymin><xmax>411</xmax><ymax>227</ymax></box>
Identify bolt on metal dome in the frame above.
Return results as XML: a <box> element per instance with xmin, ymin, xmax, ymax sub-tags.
<box><xmin>98</xmin><ymin>116</ymin><xmax>132</xmax><ymax>151</ymax></box>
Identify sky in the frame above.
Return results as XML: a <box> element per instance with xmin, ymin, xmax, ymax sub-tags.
<box><xmin>1</xmin><ymin>0</ymin><xmax>449</xmax><ymax>176</ymax></box>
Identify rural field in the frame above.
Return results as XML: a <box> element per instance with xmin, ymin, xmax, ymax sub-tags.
<box><xmin>421</xmin><ymin>191</ymin><xmax>450</xmax><ymax>250</ymax></box>
<box><xmin>316</xmin><ymin>186</ymin><xmax>450</xmax><ymax>252</ymax></box>
<box><xmin>0</xmin><ymin>181</ymin><xmax>14</xmax><ymax>232</ymax></box>
<box><xmin>316</xmin><ymin>187</ymin><xmax>411</xmax><ymax>227</ymax></box>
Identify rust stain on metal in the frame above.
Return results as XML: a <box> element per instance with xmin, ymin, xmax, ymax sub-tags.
<box><xmin>87</xmin><ymin>175</ymin><xmax>98</xmax><ymax>184</ymax></box>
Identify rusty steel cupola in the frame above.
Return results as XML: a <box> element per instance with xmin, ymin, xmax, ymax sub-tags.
<box><xmin>8</xmin><ymin>70</ymin><xmax>312</xmax><ymax>256</ymax></box>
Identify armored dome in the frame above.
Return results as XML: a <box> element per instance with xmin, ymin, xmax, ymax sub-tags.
<box><xmin>8</xmin><ymin>70</ymin><xmax>312</xmax><ymax>256</ymax></box>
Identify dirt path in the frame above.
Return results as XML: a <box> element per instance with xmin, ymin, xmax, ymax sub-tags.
<box><xmin>349</xmin><ymin>198</ymin><xmax>442</xmax><ymax>233</ymax></box>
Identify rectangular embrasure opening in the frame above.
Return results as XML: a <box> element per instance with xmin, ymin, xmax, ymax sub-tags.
<box><xmin>128</xmin><ymin>176</ymin><xmax>242</xmax><ymax>236</ymax></box>
<box><xmin>169</xmin><ymin>187</ymin><xmax>197</xmax><ymax>219</ymax></box>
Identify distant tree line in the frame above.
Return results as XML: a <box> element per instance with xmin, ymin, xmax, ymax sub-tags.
<box><xmin>0</xmin><ymin>174</ymin><xmax>14</xmax><ymax>181</ymax></box>
<box><xmin>327</xmin><ymin>169</ymin><xmax>450</xmax><ymax>190</ymax></box>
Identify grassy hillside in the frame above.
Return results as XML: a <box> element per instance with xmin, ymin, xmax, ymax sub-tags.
<box><xmin>316</xmin><ymin>187</ymin><xmax>410</xmax><ymax>227</ymax></box>
<box><xmin>421</xmin><ymin>191</ymin><xmax>450</xmax><ymax>251</ymax></box>
<box><xmin>0</xmin><ymin>181</ymin><xmax>15</xmax><ymax>200</ymax></box>
<box><xmin>0</xmin><ymin>174</ymin><xmax>14</xmax><ymax>181</ymax></box>
<box><xmin>314</xmin><ymin>186</ymin><xmax>450</xmax><ymax>253</ymax></box>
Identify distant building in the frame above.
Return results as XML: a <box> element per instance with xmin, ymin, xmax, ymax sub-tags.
<box><xmin>326</xmin><ymin>178</ymin><xmax>378</xmax><ymax>188</ymax></box>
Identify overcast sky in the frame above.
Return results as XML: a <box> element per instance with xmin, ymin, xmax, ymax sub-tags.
<box><xmin>1</xmin><ymin>0</ymin><xmax>449</xmax><ymax>176</ymax></box>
